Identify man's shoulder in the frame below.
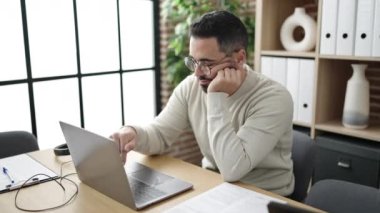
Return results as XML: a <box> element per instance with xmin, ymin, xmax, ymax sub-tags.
<box><xmin>245</xmin><ymin>71</ymin><xmax>292</xmax><ymax>108</ymax></box>
<box><xmin>245</xmin><ymin>68</ymin><xmax>289</xmax><ymax>96</ymax></box>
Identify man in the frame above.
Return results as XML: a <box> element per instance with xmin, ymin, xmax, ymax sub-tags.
<box><xmin>112</xmin><ymin>10</ymin><xmax>294</xmax><ymax>196</ymax></box>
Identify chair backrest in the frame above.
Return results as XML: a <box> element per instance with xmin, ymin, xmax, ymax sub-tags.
<box><xmin>305</xmin><ymin>179</ymin><xmax>380</xmax><ymax>213</ymax></box>
<box><xmin>0</xmin><ymin>131</ymin><xmax>39</xmax><ymax>158</ymax></box>
<box><xmin>288</xmin><ymin>130</ymin><xmax>316</xmax><ymax>202</ymax></box>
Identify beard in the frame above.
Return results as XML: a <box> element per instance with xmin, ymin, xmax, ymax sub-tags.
<box><xmin>201</xmin><ymin>85</ymin><xmax>208</xmax><ymax>93</ymax></box>
<box><xmin>198</xmin><ymin>75</ymin><xmax>211</xmax><ymax>93</ymax></box>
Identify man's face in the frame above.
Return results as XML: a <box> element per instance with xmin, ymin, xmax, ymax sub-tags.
<box><xmin>189</xmin><ymin>37</ymin><xmax>231</xmax><ymax>92</ymax></box>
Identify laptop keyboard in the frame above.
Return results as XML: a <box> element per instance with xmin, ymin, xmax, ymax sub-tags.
<box><xmin>128</xmin><ymin>177</ymin><xmax>166</xmax><ymax>204</ymax></box>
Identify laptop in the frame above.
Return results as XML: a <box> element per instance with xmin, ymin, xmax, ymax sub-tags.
<box><xmin>59</xmin><ymin>121</ymin><xmax>193</xmax><ymax>210</ymax></box>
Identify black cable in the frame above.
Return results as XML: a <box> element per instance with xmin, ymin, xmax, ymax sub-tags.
<box><xmin>13</xmin><ymin>161</ymin><xmax>79</xmax><ymax>212</ymax></box>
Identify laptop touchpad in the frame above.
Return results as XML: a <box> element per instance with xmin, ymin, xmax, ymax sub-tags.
<box><xmin>125</xmin><ymin>162</ymin><xmax>172</xmax><ymax>186</ymax></box>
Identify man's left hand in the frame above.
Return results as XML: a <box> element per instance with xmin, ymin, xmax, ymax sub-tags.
<box><xmin>207</xmin><ymin>65</ymin><xmax>246</xmax><ymax>96</ymax></box>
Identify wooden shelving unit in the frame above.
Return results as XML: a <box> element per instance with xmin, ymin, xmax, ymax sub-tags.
<box><xmin>261</xmin><ymin>50</ymin><xmax>316</xmax><ymax>58</ymax></box>
<box><xmin>315</xmin><ymin>120</ymin><xmax>380</xmax><ymax>142</ymax></box>
<box><xmin>254</xmin><ymin>0</ymin><xmax>380</xmax><ymax>142</ymax></box>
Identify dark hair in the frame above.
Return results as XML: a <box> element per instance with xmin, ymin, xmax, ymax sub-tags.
<box><xmin>189</xmin><ymin>10</ymin><xmax>248</xmax><ymax>54</ymax></box>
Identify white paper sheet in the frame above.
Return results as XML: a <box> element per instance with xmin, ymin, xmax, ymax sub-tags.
<box><xmin>165</xmin><ymin>182</ymin><xmax>286</xmax><ymax>213</ymax></box>
<box><xmin>0</xmin><ymin>154</ymin><xmax>58</xmax><ymax>192</ymax></box>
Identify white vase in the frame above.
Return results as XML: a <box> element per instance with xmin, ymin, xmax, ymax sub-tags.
<box><xmin>342</xmin><ymin>64</ymin><xmax>370</xmax><ymax>129</ymax></box>
<box><xmin>280</xmin><ymin>7</ymin><xmax>317</xmax><ymax>52</ymax></box>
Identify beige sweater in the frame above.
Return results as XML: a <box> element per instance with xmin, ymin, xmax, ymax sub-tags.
<box><xmin>133</xmin><ymin>65</ymin><xmax>295</xmax><ymax>196</ymax></box>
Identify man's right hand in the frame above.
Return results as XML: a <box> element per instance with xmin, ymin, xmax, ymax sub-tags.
<box><xmin>111</xmin><ymin>126</ymin><xmax>137</xmax><ymax>164</ymax></box>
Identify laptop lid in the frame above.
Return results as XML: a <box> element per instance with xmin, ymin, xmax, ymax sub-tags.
<box><xmin>59</xmin><ymin>121</ymin><xmax>193</xmax><ymax>210</ymax></box>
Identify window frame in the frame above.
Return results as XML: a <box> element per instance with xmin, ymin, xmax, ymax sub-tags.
<box><xmin>0</xmin><ymin>0</ymin><xmax>161</xmax><ymax>138</ymax></box>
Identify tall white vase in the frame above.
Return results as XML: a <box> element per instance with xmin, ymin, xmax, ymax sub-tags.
<box><xmin>342</xmin><ymin>64</ymin><xmax>370</xmax><ymax>129</ymax></box>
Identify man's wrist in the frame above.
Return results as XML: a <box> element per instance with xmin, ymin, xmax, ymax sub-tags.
<box><xmin>121</xmin><ymin>125</ymin><xmax>137</xmax><ymax>134</ymax></box>
<box><xmin>207</xmin><ymin>92</ymin><xmax>228</xmax><ymax>116</ymax></box>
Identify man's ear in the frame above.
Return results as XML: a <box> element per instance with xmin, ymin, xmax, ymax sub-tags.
<box><xmin>236</xmin><ymin>49</ymin><xmax>246</xmax><ymax>65</ymax></box>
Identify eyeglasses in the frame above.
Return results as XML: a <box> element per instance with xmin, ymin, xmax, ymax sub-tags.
<box><xmin>184</xmin><ymin>56</ymin><xmax>229</xmax><ymax>75</ymax></box>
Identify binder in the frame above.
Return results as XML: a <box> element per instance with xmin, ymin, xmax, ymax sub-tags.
<box><xmin>297</xmin><ymin>59</ymin><xmax>315</xmax><ymax>124</ymax></box>
<box><xmin>271</xmin><ymin>57</ymin><xmax>287</xmax><ymax>87</ymax></box>
<box><xmin>0</xmin><ymin>154</ymin><xmax>58</xmax><ymax>193</ymax></box>
<box><xmin>336</xmin><ymin>0</ymin><xmax>357</xmax><ymax>56</ymax></box>
<box><xmin>354</xmin><ymin>0</ymin><xmax>376</xmax><ymax>56</ymax></box>
<box><xmin>286</xmin><ymin>58</ymin><xmax>300</xmax><ymax>121</ymax></box>
<box><xmin>320</xmin><ymin>0</ymin><xmax>339</xmax><ymax>55</ymax></box>
<box><xmin>373</xmin><ymin>0</ymin><xmax>380</xmax><ymax>57</ymax></box>
<box><xmin>260</xmin><ymin>56</ymin><xmax>273</xmax><ymax>78</ymax></box>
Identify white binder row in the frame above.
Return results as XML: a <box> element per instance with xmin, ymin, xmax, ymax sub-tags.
<box><xmin>261</xmin><ymin>57</ymin><xmax>315</xmax><ymax>124</ymax></box>
<box><xmin>320</xmin><ymin>0</ymin><xmax>380</xmax><ymax>57</ymax></box>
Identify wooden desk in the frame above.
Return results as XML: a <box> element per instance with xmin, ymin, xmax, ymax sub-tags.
<box><xmin>0</xmin><ymin>150</ymin><xmax>321</xmax><ymax>212</ymax></box>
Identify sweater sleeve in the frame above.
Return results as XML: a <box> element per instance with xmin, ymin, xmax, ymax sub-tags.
<box><xmin>207</xmin><ymin>89</ymin><xmax>293</xmax><ymax>182</ymax></box>
<box><xmin>133</xmin><ymin>78</ymin><xmax>191</xmax><ymax>155</ymax></box>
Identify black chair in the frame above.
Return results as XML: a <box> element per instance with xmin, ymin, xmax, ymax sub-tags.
<box><xmin>0</xmin><ymin>131</ymin><xmax>39</xmax><ymax>158</ymax></box>
<box><xmin>305</xmin><ymin>179</ymin><xmax>380</xmax><ymax>213</ymax></box>
<box><xmin>288</xmin><ymin>130</ymin><xmax>316</xmax><ymax>202</ymax></box>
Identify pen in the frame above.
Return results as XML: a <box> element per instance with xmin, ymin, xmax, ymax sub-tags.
<box><xmin>2</xmin><ymin>167</ymin><xmax>15</xmax><ymax>184</ymax></box>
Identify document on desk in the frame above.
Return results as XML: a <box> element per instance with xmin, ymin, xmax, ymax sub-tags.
<box><xmin>0</xmin><ymin>154</ymin><xmax>58</xmax><ymax>193</ymax></box>
<box><xmin>165</xmin><ymin>182</ymin><xmax>286</xmax><ymax>213</ymax></box>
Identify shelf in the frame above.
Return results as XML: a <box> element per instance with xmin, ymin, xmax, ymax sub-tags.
<box><xmin>256</xmin><ymin>0</ymin><xmax>380</xmax><ymax>143</ymax></box>
<box><xmin>315</xmin><ymin>120</ymin><xmax>380</xmax><ymax>142</ymax></box>
<box><xmin>261</xmin><ymin>50</ymin><xmax>316</xmax><ymax>58</ymax></box>
<box><xmin>319</xmin><ymin>55</ymin><xmax>380</xmax><ymax>62</ymax></box>
<box><xmin>293</xmin><ymin>121</ymin><xmax>311</xmax><ymax>127</ymax></box>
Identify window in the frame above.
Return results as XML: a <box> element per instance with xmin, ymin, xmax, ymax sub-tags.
<box><xmin>0</xmin><ymin>0</ymin><xmax>160</xmax><ymax>149</ymax></box>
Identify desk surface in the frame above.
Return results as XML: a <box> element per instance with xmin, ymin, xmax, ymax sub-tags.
<box><xmin>0</xmin><ymin>150</ymin><xmax>322</xmax><ymax>212</ymax></box>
